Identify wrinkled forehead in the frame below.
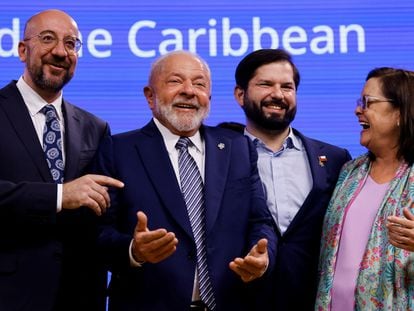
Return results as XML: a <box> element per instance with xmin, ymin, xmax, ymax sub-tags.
<box><xmin>150</xmin><ymin>52</ymin><xmax>211</xmax><ymax>89</ymax></box>
<box><xmin>162</xmin><ymin>54</ymin><xmax>210</xmax><ymax>78</ymax></box>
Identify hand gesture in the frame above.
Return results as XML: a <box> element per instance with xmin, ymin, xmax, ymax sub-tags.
<box><xmin>229</xmin><ymin>238</ymin><xmax>269</xmax><ymax>283</ymax></box>
<box><xmin>62</xmin><ymin>174</ymin><xmax>124</xmax><ymax>215</ymax></box>
<box><xmin>387</xmin><ymin>207</ymin><xmax>414</xmax><ymax>251</ymax></box>
<box><xmin>131</xmin><ymin>211</ymin><xmax>178</xmax><ymax>264</ymax></box>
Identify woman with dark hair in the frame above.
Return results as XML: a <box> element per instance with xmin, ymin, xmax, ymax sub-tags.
<box><xmin>316</xmin><ymin>67</ymin><xmax>414</xmax><ymax>310</ymax></box>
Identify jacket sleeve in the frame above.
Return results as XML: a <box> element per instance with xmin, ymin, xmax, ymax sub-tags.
<box><xmin>245</xmin><ymin>137</ymin><xmax>278</xmax><ymax>274</ymax></box>
<box><xmin>0</xmin><ymin>180</ymin><xmax>57</xmax><ymax>226</ymax></box>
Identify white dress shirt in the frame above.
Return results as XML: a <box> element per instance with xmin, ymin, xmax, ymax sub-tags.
<box><xmin>129</xmin><ymin>117</ymin><xmax>205</xmax><ymax>301</ymax></box>
<box><xmin>16</xmin><ymin>77</ymin><xmax>64</xmax><ymax>212</ymax></box>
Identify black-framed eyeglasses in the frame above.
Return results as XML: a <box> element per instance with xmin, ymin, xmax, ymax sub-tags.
<box><xmin>23</xmin><ymin>30</ymin><xmax>82</xmax><ymax>54</ymax></box>
<box><xmin>356</xmin><ymin>95</ymin><xmax>394</xmax><ymax>110</ymax></box>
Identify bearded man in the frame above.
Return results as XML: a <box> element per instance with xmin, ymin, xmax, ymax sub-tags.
<box><xmin>0</xmin><ymin>9</ymin><xmax>123</xmax><ymax>311</ymax></box>
<box><xmin>234</xmin><ymin>49</ymin><xmax>351</xmax><ymax>311</ymax></box>
<box><xmin>93</xmin><ymin>50</ymin><xmax>277</xmax><ymax>311</ymax></box>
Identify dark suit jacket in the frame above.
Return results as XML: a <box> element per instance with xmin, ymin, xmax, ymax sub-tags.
<box><xmin>266</xmin><ymin>129</ymin><xmax>351</xmax><ymax>311</ymax></box>
<box><xmin>0</xmin><ymin>81</ymin><xmax>110</xmax><ymax>311</ymax></box>
<box><xmin>94</xmin><ymin>120</ymin><xmax>277</xmax><ymax>311</ymax></box>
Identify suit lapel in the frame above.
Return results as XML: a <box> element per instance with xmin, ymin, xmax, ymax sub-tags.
<box><xmin>0</xmin><ymin>82</ymin><xmax>52</xmax><ymax>181</ymax></box>
<box><xmin>62</xmin><ymin>101</ymin><xmax>81</xmax><ymax>181</ymax></box>
<box><xmin>283</xmin><ymin>131</ymin><xmax>328</xmax><ymax>236</ymax></box>
<box><xmin>135</xmin><ymin>121</ymin><xmax>194</xmax><ymax>239</ymax></box>
<box><xmin>203</xmin><ymin>128</ymin><xmax>231</xmax><ymax>235</ymax></box>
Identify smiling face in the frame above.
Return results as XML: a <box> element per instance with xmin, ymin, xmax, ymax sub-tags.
<box><xmin>144</xmin><ymin>52</ymin><xmax>211</xmax><ymax>136</ymax></box>
<box><xmin>355</xmin><ymin>77</ymin><xmax>400</xmax><ymax>156</ymax></box>
<box><xmin>234</xmin><ymin>61</ymin><xmax>297</xmax><ymax>133</ymax></box>
<box><xmin>18</xmin><ymin>10</ymin><xmax>79</xmax><ymax>101</ymax></box>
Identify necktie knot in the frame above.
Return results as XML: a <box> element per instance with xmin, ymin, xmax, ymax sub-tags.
<box><xmin>42</xmin><ymin>105</ymin><xmax>59</xmax><ymax>122</ymax></box>
<box><xmin>176</xmin><ymin>137</ymin><xmax>191</xmax><ymax>151</ymax></box>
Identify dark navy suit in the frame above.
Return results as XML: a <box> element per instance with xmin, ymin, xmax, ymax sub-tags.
<box><xmin>95</xmin><ymin>120</ymin><xmax>277</xmax><ymax>311</ymax></box>
<box><xmin>267</xmin><ymin>129</ymin><xmax>351</xmax><ymax>311</ymax></box>
<box><xmin>0</xmin><ymin>81</ymin><xmax>109</xmax><ymax>311</ymax></box>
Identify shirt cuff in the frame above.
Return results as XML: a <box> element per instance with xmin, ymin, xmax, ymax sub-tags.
<box><xmin>57</xmin><ymin>184</ymin><xmax>63</xmax><ymax>212</ymax></box>
<box><xmin>129</xmin><ymin>239</ymin><xmax>145</xmax><ymax>267</ymax></box>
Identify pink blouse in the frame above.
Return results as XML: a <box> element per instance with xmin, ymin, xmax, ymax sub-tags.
<box><xmin>331</xmin><ymin>175</ymin><xmax>390</xmax><ymax>310</ymax></box>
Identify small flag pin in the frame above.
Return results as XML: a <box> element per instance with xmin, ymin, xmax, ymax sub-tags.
<box><xmin>318</xmin><ymin>155</ymin><xmax>327</xmax><ymax>167</ymax></box>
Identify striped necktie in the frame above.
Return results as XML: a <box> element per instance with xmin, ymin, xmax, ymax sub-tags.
<box><xmin>176</xmin><ymin>137</ymin><xmax>216</xmax><ymax>311</ymax></box>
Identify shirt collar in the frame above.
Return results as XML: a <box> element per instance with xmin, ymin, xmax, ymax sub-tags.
<box><xmin>153</xmin><ymin>117</ymin><xmax>203</xmax><ymax>154</ymax></box>
<box><xmin>16</xmin><ymin>76</ymin><xmax>63</xmax><ymax>120</ymax></box>
<box><xmin>244</xmin><ymin>127</ymin><xmax>301</xmax><ymax>151</ymax></box>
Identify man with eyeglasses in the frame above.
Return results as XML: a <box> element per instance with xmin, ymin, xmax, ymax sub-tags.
<box><xmin>0</xmin><ymin>9</ymin><xmax>123</xmax><ymax>311</ymax></box>
<box><xmin>233</xmin><ymin>49</ymin><xmax>352</xmax><ymax>310</ymax></box>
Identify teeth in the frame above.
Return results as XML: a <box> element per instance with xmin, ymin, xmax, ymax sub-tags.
<box><xmin>359</xmin><ymin>121</ymin><xmax>370</xmax><ymax>129</ymax></box>
<box><xmin>50</xmin><ymin>64</ymin><xmax>65</xmax><ymax>69</ymax></box>
<box><xmin>266</xmin><ymin>105</ymin><xmax>283</xmax><ymax>109</ymax></box>
<box><xmin>176</xmin><ymin>104</ymin><xmax>195</xmax><ymax>109</ymax></box>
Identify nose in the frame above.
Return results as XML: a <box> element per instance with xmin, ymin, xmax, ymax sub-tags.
<box><xmin>50</xmin><ymin>39</ymin><xmax>69</xmax><ymax>57</ymax></box>
<box><xmin>270</xmin><ymin>86</ymin><xmax>284</xmax><ymax>99</ymax></box>
<box><xmin>180</xmin><ymin>80</ymin><xmax>195</xmax><ymax>96</ymax></box>
<box><xmin>355</xmin><ymin>105</ymin><xmax>363</xmax><ymax>116</ymax></box>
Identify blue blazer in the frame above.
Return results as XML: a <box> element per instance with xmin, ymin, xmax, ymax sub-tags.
<box><xmin>0</xmin><ymin>81</ymin><xmax>109</xmax><ymax>311</ymax></box>
<box><xmin>268</xmin><ymin>129</ymin><xmax>351</xmax><ymax>311</ymax></box>
<box><xmin>95</xmin><ymin>120</ymin><xmax>277</xmax><ymax>311</ymax></box>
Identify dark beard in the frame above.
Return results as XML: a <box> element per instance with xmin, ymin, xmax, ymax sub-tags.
<box><xmin>27</xmin><ymin>52</ymin><xmax>73</xmax><ymax>93</ymax></box>
<box><xmin>242</xmin><ymin>97</ymin><xmax>296</xmax><ymax>131</ymax></box>
<box><xmin>31</xmin><ymin>67</ymin><xmax>72</xmax><ymax>93</ymax></box>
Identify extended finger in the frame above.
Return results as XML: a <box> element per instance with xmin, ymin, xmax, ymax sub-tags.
<box><xmin>231</xmin><ymin>259</ymin><xmax>255</xmax><ymax>276</ymax></box>
<box><xmin>388</xmin><ymin>216</ymin><xmax>414</xmax><ymax>229</ymax></box>
<box><xmin>89</xmin><ymin>174</ymin><xmax>124</xmax><ymax>188</ymax></box>
<box><xmin>135</xmin><ymin>229</ymin><xmax>169</xmax><ymax>244</ymax></box>
<box><xmin>150</xmin><ymin>239</ymin><xmax>179</xmax><ymax>263</ymax></box>
<box><xmin>230</xmin><ymin>263</ymin><xmax>255</xmax><ymax>282</ymax></box>
<box><xmin>240</xmin><ymin>257</ymin><xmax>266</xmax><ymax>276</ymax></box>
<box><xmin>135</xmin><ymin>211</ymin><xmax>148</xmax><ymax>233</ymax></box>
<box><xmin>137</xmin><ymin>233</ymin><xmax>177</xmax><ymax>262</ymax></box>
<box><xmin>255</xmin><ymin>238</ymin><xmax>268</xmax><ymax>254</ymax></box>
<box><xmin>144</xmin><ymin>232</ymin><xmax>177</xmax><ymax>250</ymax></box>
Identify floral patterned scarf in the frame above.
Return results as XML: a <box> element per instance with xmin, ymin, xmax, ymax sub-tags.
<box><xmin>315</xmin><ymin>154</ymin><xmax>414</xmax><ymax>310</ymax></box>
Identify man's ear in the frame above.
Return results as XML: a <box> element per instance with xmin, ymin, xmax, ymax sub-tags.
<box><xmin>143</xmin><ymin>86</ymin><xmax>155</xmax><ymax>110</ymax></box>
<box><xmin>234</xmin><ymin>85</ymin><xmax>245</xmax><ymax>107</ymax></box>
<box><xmin>18</xmin><ymin>41</ymin><xmax>27</xmax><ymax>62</ymax></box>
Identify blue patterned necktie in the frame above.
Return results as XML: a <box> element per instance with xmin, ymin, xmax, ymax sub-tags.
<box><xmin>175</xmin><ymin>137</ymin><xmax>216</xmax><ymax>311</ymax></box>
<box><xmin>42</xmin><ymin>105</ymin><xmax>64</xmax><ymax>183</ymax></box>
